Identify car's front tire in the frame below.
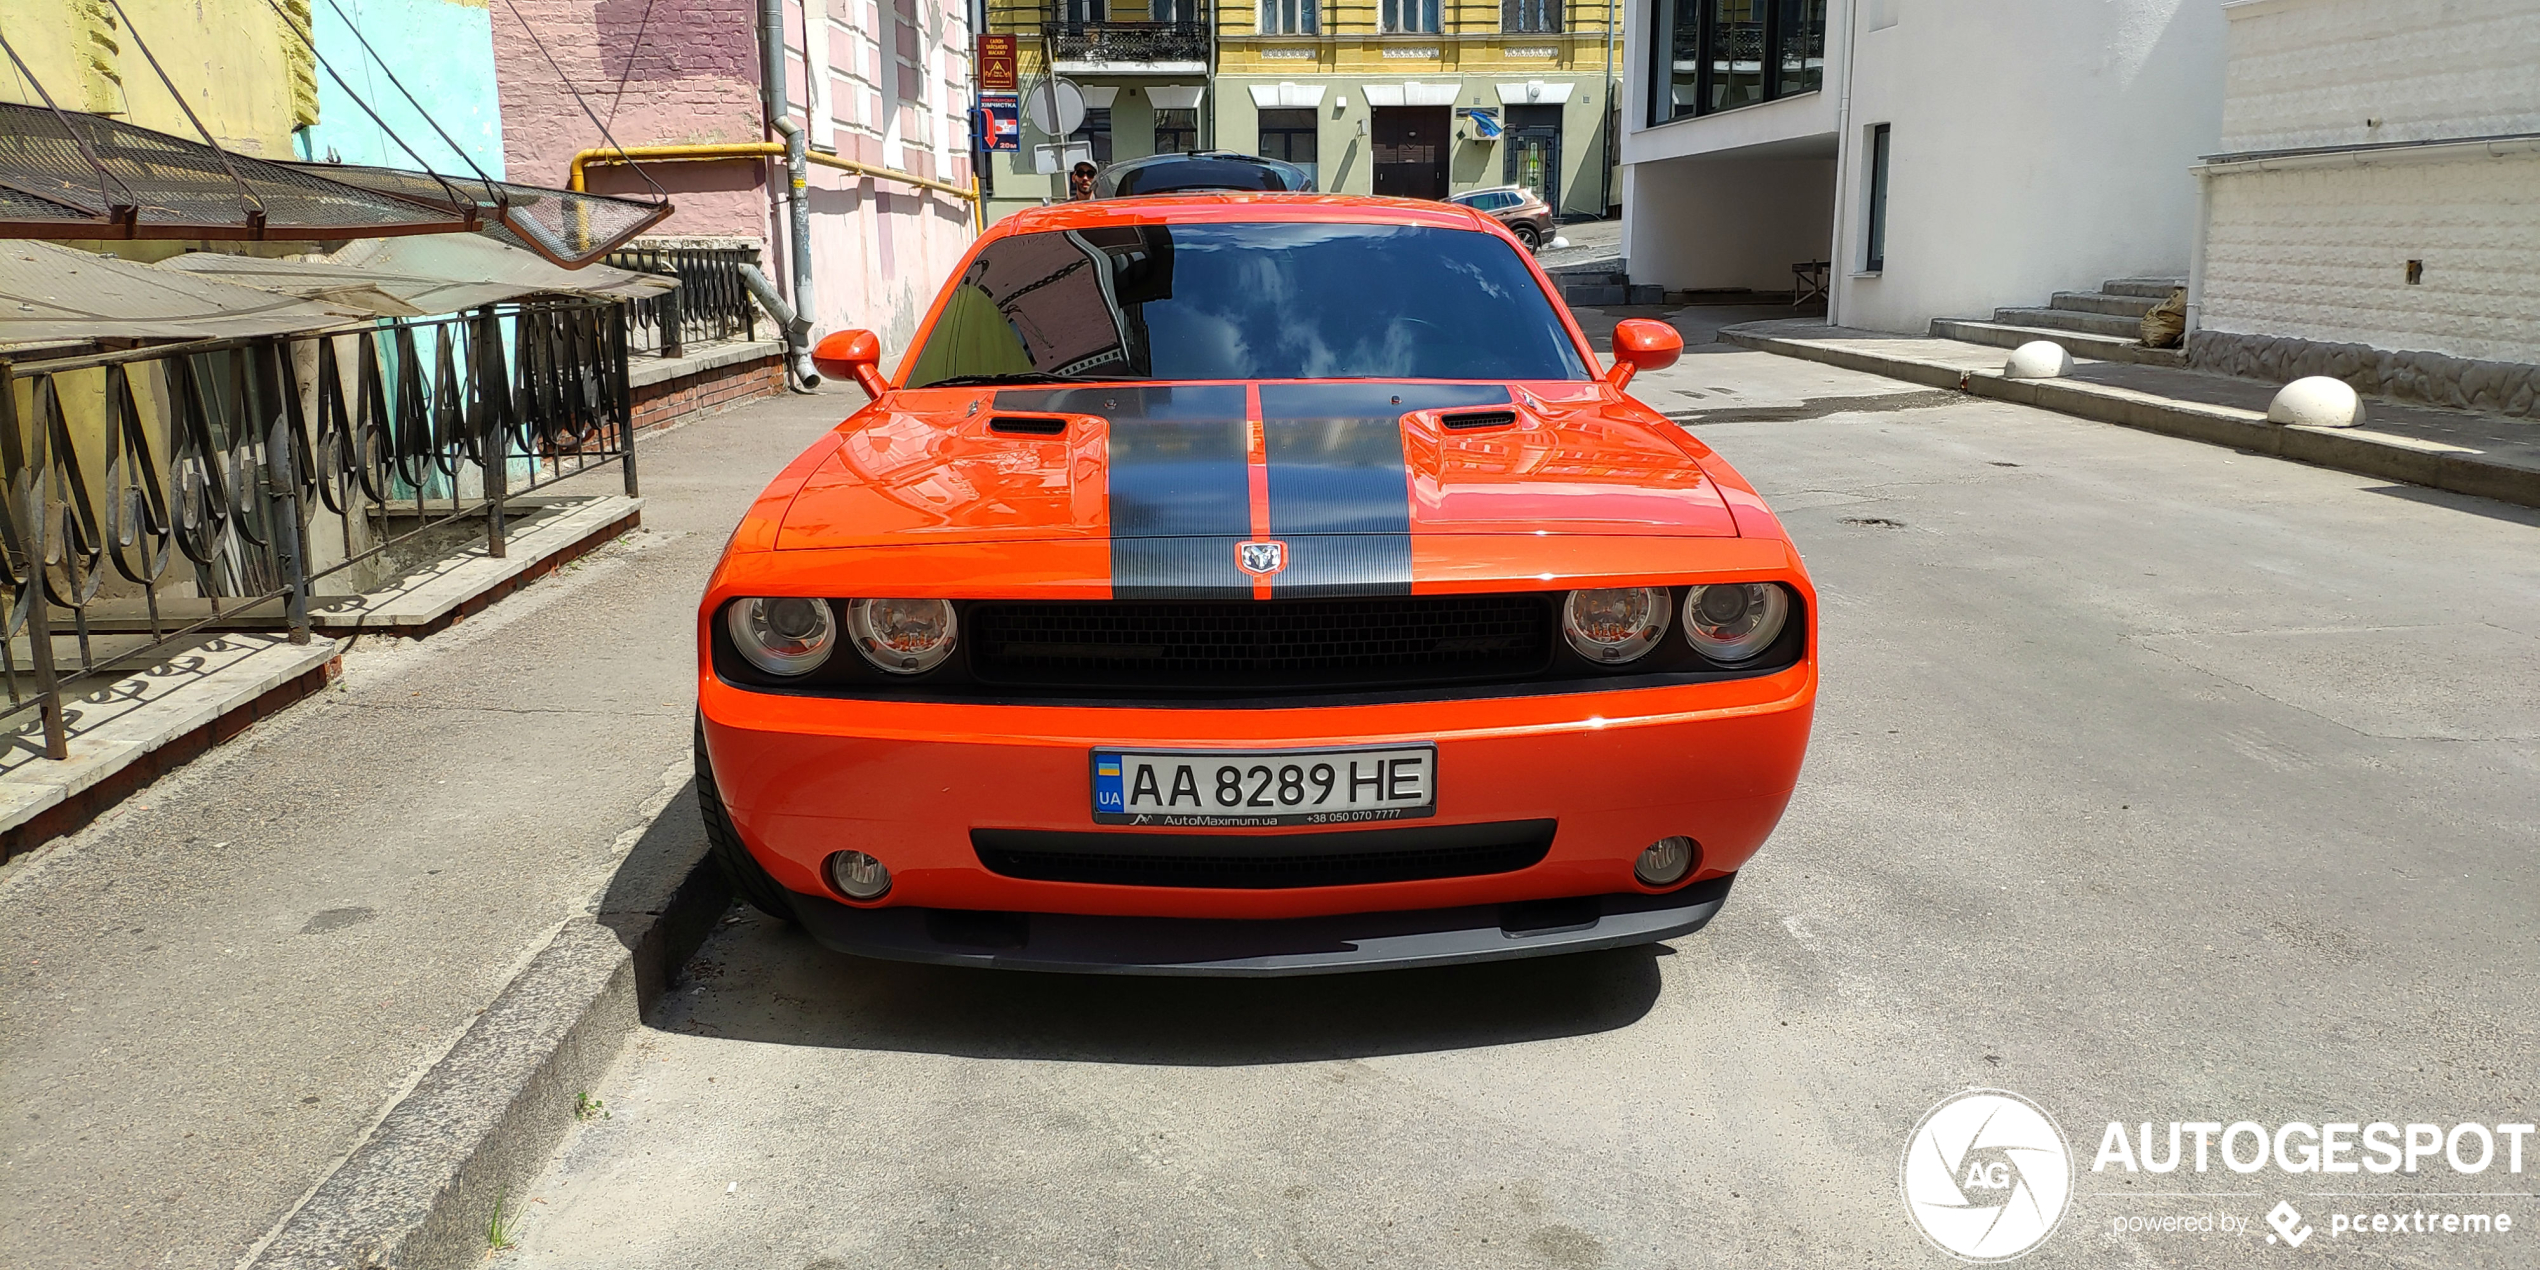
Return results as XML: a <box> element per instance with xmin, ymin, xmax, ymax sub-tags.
<box><xmin>696</xmin><ymin>716</ymin><xmax>798</xmax><ymax>922</ymax></box>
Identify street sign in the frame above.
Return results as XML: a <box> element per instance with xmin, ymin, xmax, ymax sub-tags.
<box><xmin>1033</xmin><ymin>141</ymin><xmax>1092</xmax><ymax>175</ymax></box>
<box><xmin>977</xmin><ymin>95</ymin><xmax>1020</xmax><ymax>152</ymax></box>
<box><xmin>1023</xmin><ymin>78</ymin><xmax>1086</xmax><ymax>139</ymax></box>
<box><xmin>977</xmin><ymin>34</ymin><xmax>1017</xmax><ymax>91</ymax></box>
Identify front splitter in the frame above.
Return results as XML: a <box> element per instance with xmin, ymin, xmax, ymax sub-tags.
<box><xmin>783</xmin><ymin>875</ymin><xmax>1735</xmax><ymax>977</ymax></box>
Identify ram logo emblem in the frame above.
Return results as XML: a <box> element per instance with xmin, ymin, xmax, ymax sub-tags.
<box><xmin>1235</xmin><ymin>540</ymin><xmax>1288</xmax><ymax>577</ymax></box>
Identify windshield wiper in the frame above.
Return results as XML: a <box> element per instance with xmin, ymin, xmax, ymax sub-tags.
<box><xmin>918</xmin><ymin>372</ymin><xmax>1147</xmax><ymax>387</ymax></box>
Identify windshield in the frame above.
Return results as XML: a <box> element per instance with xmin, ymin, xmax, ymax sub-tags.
<box><xmin>901</xmin><ymin>222</ymin><xmax>1590</xmax><ymax>387</ymax></box>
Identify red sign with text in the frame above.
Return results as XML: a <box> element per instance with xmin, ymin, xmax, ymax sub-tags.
<box><xmin>977</xmin><ymin>35</ymin><xmax>1017</xmax><ymax>91</ymax></box>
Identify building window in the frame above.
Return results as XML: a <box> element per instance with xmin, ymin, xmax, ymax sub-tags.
<box><xmin>1648</xmin><ymin>0</ymin><xmax>1825</xmax><ymax>125</ymax></box>
<box><xmin>1382</xmin><ymin>0</ymin><xmax>1441</xmax><ymax>33</ymax></box>
<box><xmin>1503</xmin><ymin>0</ymin><xmax>1559</xmax><ymax>33</ymax></box>
<box><xmin>1149</xmin><ymin>0</ymin><xmax>1198</xmax><ymax>21</ymax></box>
<box><xmin>1154</xmin><ymin>107</ymin><xmax>1197</xmax><ymax>155</ymax></box>
<box><xmin>1074</xmin><ymin>107</ymin><xmax>1114</xmax><ymax>163</ymax></box>
<box><xmin>1058</xmin><ymin>0</ymin><xmax>1103</xmax><ymax>25</ymax></box>
<box><xmin>1258</xmin><ymin>107</ymin><xmax>1319</xmax><ymax>187</ymax></box>
<box><xmin>1260</xmin><ymin>0</ymin><xmax>1318</xmax><ymax>34</ymax></box>
<box><xmin>1864</xmin><ymin>122</ymin><xmax>1889</xmax><ymax>272</ymax></box>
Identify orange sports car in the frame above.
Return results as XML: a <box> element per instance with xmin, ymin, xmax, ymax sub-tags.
<box><xmin>695</xmin><ymin>194</ymin><xmax>1816</xmax><ymax>975</ymax></box>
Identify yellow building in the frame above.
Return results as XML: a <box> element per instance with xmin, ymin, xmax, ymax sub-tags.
<box><xmin>1218</xmin><ymin>0</ymin><xmax>1618</xmax><ymax>215</ymax></box>
<box><xmin>0</xmin><ymin>0</ymin><xmax>317</xmax><ymax>157</ymax></box>
<box><xmin>979</xmin><ymin>0</ymin><xmax>1619</xmax><ymax>222</ymax></box>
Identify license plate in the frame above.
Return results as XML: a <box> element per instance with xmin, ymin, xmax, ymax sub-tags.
<box><xmin>1091</xmin><ymin>745</ymin><xmax>1437</xmax><ymax>828</ymax></box>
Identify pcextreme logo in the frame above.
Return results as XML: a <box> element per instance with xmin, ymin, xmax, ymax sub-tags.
<box><xmin>1901</xmin><ymin>1089</ymin><xmax>2074</xmax><ymax>1262</ymax></box>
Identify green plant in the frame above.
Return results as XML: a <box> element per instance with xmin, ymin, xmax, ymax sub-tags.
<box><xmin>487</xmin><ymin>1189</ymin><xmax>518</xmax><ymax>1251</ymax></box>
<box><xmin>573</xmin><ymin>1091</ymin><xmax>609</xmax><ymax>1121</ymax></box>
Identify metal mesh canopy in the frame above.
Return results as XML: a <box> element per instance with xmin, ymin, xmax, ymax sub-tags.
<box><xmin>0</xmin><ymin>102</ymin><xmax>471</xmax><ymax>240</ymax></box>
<box><xmin>283</xmin><ymin>162</ymin><xmax>672</xmax><ymax>268</ymax></box>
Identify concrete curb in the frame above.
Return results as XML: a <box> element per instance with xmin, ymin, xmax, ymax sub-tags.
<box><xmin>1721</xmin><ymin>326</ymin><xmax>2540</xmax><ymax>510</ymax></box>
<box><xmin>243</xmin><ymin>783</ymin><xmax>730</xmax><ymax>1270</ymax></box>
<box><xmin>310</xmin><ymin>495</ymin><xmax>644</xmax><ymax>637</ymax></box>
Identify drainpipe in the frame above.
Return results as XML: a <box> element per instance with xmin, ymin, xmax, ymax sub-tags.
<box><xmin>761</xmin><ymin>0</ymin><xmax>818</xmax><ymax>390</ymax></box>
<box><xmin>2184</xmin><ymin>166</ymin><xmax>2212</xmax><ymax>341</ymax></box>
<box><xmin>774</xmin><ymin>116</ymin><xmax>819</xmax><ymax>390</ymax></box>
<box><xmin>1601</xmin><ymin>0</ymin><xmax>1615</xmax><ymax>215</ymax></box>
<box><xmin>739</xmin><ymin>263</ymin><xmax>817</xmax><ymax>387</ymax></box>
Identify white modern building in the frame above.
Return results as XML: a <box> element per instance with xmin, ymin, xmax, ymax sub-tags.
<box><xmin>1618</xmin><ymin>0</ymin><xmax>2228</xmax><ymax>335</ymax></box>
<box><xmin>2187</xmin><ymin>0</ymin><xmax>2539</xmax><ymax>414</ymax></box>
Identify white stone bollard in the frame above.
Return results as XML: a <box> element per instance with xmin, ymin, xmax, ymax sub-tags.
<box><xmin>2003</xmin><ymin>341</ymin><xmax>2073</xmax><ymax>379</ymax></box>
<box><xmin>2266</xmin><ymin>376</ymin><xmax>2365</xmax><ymax>428</ymax></box>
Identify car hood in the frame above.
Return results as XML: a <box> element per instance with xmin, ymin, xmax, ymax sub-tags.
<box><xmin>775</xmin><ymin>380</ymin><xmax>1737</xmax><ymax>550</ymax></box>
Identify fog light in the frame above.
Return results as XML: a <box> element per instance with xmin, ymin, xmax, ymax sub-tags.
<box><xmin>825</xmin><ymin>850</ymin><xmax>891</xmax><ymax>900</ymax></box>
<box><xmin>1634</xmin><ymin>836</ymin><xmax>1697</xmax><ymax>887</ymax></box>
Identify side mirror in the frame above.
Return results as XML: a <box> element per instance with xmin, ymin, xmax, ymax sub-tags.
<box><xmin>811</xmin><ymin>329</ymin><xmax>889</xmax><ymax>400</ymax></box>
<box><xmin>1607</xmin><ymin>318</ymin><xmax>1683</xmax><ymax>389</ymax></box>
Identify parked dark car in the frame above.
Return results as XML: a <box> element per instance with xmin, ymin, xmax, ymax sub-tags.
<box><xmin>1094</xmin><ymin>152</ymin><xmax>1313</xmax><ymax>198</ymax></box>
<box><xmin>1446</xmin><ymin>185</ymin><xmax>1555</xmax><ymax>252</ymax></box>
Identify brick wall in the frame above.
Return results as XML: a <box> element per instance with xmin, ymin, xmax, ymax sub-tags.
<box><xmin>630</xmin><ymin>354</ymin><xmax>787</xmax><ymax>433</ymax></box>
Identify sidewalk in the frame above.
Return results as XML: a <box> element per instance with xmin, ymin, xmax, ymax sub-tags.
<box><xmin>1721</xmin><ymin>319</ymin><xmax>2540</xmax><ymax>509</ymax></box>
<box><xmin>0</xmin><ymin>389</ymin><xmax>851</xmax><ymax>1270</ymax></box>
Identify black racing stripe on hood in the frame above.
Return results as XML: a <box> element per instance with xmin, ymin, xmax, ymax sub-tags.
<box><xmin>1258</xmin><ymin>383</ymin><xmax>1511</xmax><ymax>598</ymax></box>
<box><xmin>998</xmin><ymin>384</ymin><xmax>1251</xmax><ymax>598</ymax></box>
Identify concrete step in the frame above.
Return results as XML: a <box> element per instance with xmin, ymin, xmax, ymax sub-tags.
<box><xmin>2050</xmin><ymin>290</ymin><xmax>2159</xmax><ymax>318</ymax></box>
<box><xmin>1562</xmin><ymin>282</ymin><xmax>1666</xmax><ymax>306</ymax></box>
<box><xmin>2101</xmin><ymin>277</ymin><xmax>2187</xmax><ymax>299</ymax></box>
<box><xmin>1550</xmin><ymin>269</ymin><xmax>1626</xmax><ymax>285</ymax></box>
<box><xmin>1927</xmin><ymin>317</ymin><xmax>2188</xmax><ymax>368</ymax></box>
<box><xmin>1990</xmin><ymin>306</ymin><xmax>2144</xmax><ymax>338</ymax></box>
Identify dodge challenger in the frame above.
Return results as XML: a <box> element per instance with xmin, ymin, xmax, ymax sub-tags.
<box><xmin>695</xmin><ymin>194</ymin><xmax>1816</xmax><ymax>975</ymax></box>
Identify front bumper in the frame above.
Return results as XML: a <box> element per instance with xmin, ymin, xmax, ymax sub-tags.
<box><xmin>699</xmin><ymin>668</ymin><xmax>1812</xmax><ymax>921</ymax></box>
<box><xmin>786</xmin><ymin>876</ymin><xmax>1736</xmax><ymax>976</ymax></box>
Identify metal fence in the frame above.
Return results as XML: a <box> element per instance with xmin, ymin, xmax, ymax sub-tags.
<box><xmin>1040</xmin><ymin>20</ymin><xmax>1211</xmax><ymax>67</ymax></box>
<box><xmin>0</xmin><ymin>298</ymin><xmax>636</xmax><ymax>759</ymax></box>
<box><xmin>606</xmin><ymin>244</ymin><xmax>760</xmax><ymax>359</ymax></box>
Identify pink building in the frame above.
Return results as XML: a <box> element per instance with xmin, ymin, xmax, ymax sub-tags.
<box><xmin>493</xmin><ymin>0</ymin><xmax>977</xmax><ymax>357</ymax></box>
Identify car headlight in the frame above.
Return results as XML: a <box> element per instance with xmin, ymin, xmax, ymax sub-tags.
<box><xmin>1682</xmin><ymin>583</ymin><xmax>1790</xmax><ymax>663</ymax></box>
<box><xmin>845</xmin><ymin>598</ymin><xmax>959</xmax><ymax>674</ymax></box>
<box><xmin>726</xmin><ymin>597</ymin><xmax>836</xmax><ymax>675</ymax></box>
<box><xmin>1561</xmin><ymin>587</ymin><xmax>1672</xmax><ymax>664</ymax></box>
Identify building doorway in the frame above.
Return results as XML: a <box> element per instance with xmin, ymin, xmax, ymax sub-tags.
<box><xmin>1372</xmin><ymin>106</ymin><xmax>1449</xmax><ymax>199</ymax></box>
<box><xmin>1503</xmin><ymin>104</ymin><xmax>1561</xmax><ymax>213</ymax></box>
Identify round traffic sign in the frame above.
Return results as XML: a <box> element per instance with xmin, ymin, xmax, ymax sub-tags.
<box><xmin>1023</xmin><ymin>78</ymin><xmax>1086</xmax><ymax>138</ymax></box>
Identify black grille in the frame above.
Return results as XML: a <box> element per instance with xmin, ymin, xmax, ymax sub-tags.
<box><xmin>972</xmin><ymin>821</ymin><xmax>1555</xmax><ymax>889</ymax></box>
<box><xmin>967</xmin><ymin>595</ymin><xmax>1553</xmax><ymax>691</ymax></box>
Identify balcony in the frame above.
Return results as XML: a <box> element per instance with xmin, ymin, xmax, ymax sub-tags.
<box><xmin>1042</xmin><ymin>19</ymin><xmax>1211</xmax><ymax>73</ymax></box>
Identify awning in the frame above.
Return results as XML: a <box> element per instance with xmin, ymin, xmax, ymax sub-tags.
<box><xmin>0</xmin><ymin>104</ymin><xmax>670</xmax><ymax>266</ymax></box>
<box><xmin>159</xmin><ymin>234</ymin><xmax>674</xmax><ymax>318</ymax></box>
<box><xmin>0</xmin><ymin>102</ymin><xmax>470</xmax><ymax>241</ymax></box>
<box><xmin>0</xmin><ymin>240</ymin><xmax>371</xmax><ymax>345</ymax></box>
<box><xmin>281</xmin><ymin>162</ymin><xmax>672</xmax><ymax>268</ymax></box>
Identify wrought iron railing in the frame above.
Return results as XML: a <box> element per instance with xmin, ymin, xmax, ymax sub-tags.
<box><xmin>1042</xmin><ymin>20</ymin><xmax>1211</xmax><ymax>66</ymax></box>
<box><xmin>0</xmin><ymin>298</ymin><xmax>636</xmax><ymax>759</ymax></box>
<box><xmin>606</xmin><ymin>244</ymin><xmax>761</xmax><ymax>359</ymax></box>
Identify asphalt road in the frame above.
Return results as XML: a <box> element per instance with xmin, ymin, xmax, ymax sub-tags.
<box><xmin>501</xmin><ymin>329</ymin><xmax>2539</xmax><ymax>1269</ymax></box>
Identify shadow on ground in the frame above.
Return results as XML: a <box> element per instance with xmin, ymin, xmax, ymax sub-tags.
<box><xmin>652</xmin><ymin>907</ymin><xmax>1669</xmax><ymax>1066</ymax></box>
